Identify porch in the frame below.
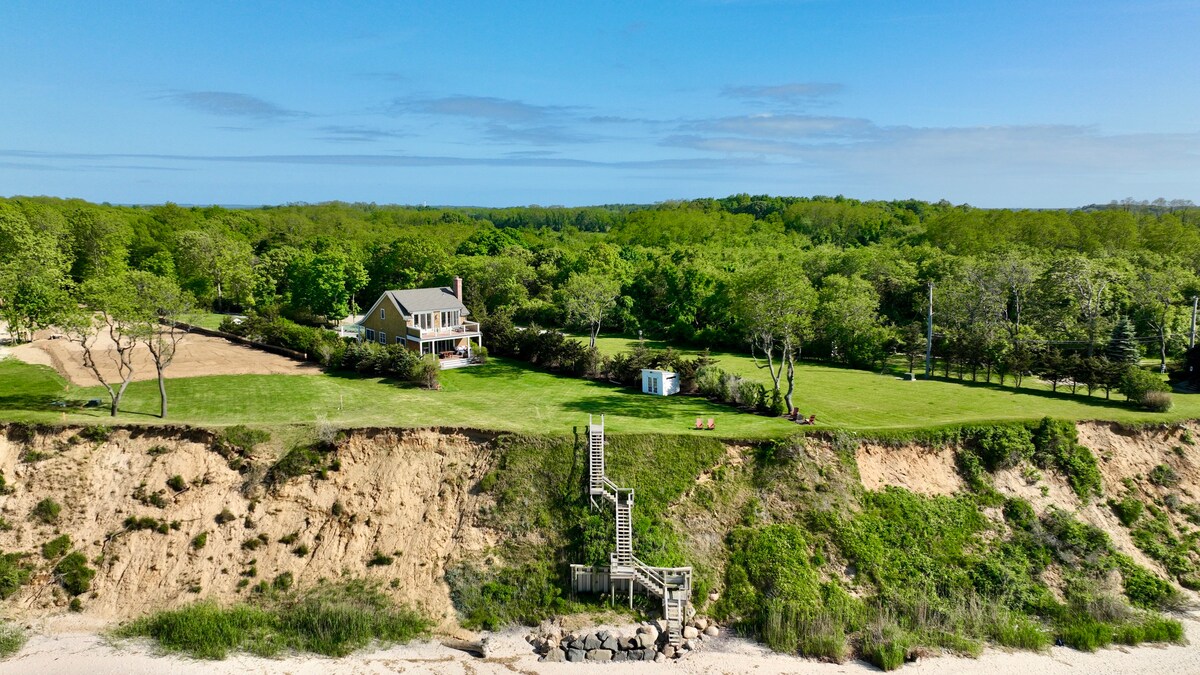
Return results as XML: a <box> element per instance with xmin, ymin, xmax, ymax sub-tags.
<box><xmin>413</xmin><ymin>335</ymin><xmax>485</xmax><ymax>369</ymax></box>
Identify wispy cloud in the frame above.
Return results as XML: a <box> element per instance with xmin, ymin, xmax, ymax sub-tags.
<box><xmin>162</xmin><ymin>91</ymin><xmax>303</xmax><ymax>120</ymax></box>
<box><xmin>314</xmin><ymin>125</ymin><xmax>408</xmax><ymax>143</ymax></box>
<box><xmin>393</xmin><ymin>95</ymin><xmax>571</xmax><ymax>123</ymax></box>
<box><xmin>722</xmin><ymin>82</ymin><xmax>844</xmax><ymax>104</ymax></box>
<box><xmin>690</xmin><ymin>113</ymin><xmax>876</xmax><ymax>140</ymax></box>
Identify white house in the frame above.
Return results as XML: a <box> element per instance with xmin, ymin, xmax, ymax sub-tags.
<box><xmin>641</xmin><ymin>369</ymin><xmax>680</xmax><ymax>396</ymax></box>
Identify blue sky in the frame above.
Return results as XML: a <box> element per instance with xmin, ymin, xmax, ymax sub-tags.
<box><xmin>2</xmin><ymin>1</ymin><xmax>1198</xmax><ymax>207</ymax></box>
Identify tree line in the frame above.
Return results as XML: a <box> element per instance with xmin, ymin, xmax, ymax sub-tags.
<box><xmin>1</xmin><ymin>195</ymin><xmax>1197</xmax><ymax>417</ymax></box>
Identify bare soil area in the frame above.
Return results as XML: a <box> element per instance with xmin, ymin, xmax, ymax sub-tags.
<box><xmin>9</xmin><ymin>329</ymin><xmax>321</xmax><ymax>386</ymax></box>
<box><xmin>0</xmin><ymin>427</ymin><xmax>496</xmax><ymax>627</ymax></box>
<box><xmin>856</xmin><ymin>442</ymin><xmax>964</xmax><ymax>496</ymax></box>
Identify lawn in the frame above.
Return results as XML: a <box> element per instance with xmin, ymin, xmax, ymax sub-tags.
<box><xmin>178</xmin><ymin>312</ymin><xmax>235</xmax><ymax>331</ymax></box>
<box><xmin>0</xmin><ymin>358</ymin><xmax>794</xmax><ymax>438</ymax></box>
<box><xmin>573</xmin><ymin>333</ymin><xmax>1200</xmax><ymax>430</ymax></box>
<box><xmin>1</xmin><ymin>341</ymin><xmax>1196</xmax><ymax>437</ymax></box>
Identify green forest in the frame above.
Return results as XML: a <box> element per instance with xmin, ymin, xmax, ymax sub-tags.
<box><xmin>1</xmin><ymin>194</ymin><xmax>1197</xmax><ymax>416</ymax></box>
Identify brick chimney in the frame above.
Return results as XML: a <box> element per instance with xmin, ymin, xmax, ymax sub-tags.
<box><xmin>454</xmin><ymin>276</ymin><xmax>463</xmax><ymax>301</ymax></box>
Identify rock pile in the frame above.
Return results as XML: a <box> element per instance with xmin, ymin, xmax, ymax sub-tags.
<box><xmin>528</xmin><ymin>618</ymin><xmax>720</xmax><ymax>663</ymax></box>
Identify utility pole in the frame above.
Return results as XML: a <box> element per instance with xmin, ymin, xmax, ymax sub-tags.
<box><xmin>1191</xmin><ymin>295</ymin><xmax>1198</xmax><ymax>349</ymax></box>
<box><xmin>925</xmin><ymin>281</ymin><xmax>934</xmax><ymax>378</ymax></box>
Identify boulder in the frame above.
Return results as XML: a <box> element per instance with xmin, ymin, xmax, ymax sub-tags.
<box><xmin>587</xmin><ymin>649</ymin><xmax>614</xmax><ymax>662</ymax></box>
<box><xmin>654</xmin><ymin>619</ymin><xmax>669</xmax><ymax>634</ymax></box>
<box><xmin>704</xmin><ymin>626</ymin><xmax>719</xmax><ymax>638</ymax></box>
<box><xmin>567</xmin><ymin>648</ymin><xmax>586</xmax><ymax>663</ymax></box>
<box><xmin>654</xmin><ymin>652</ymin><xmax>666</xmax><ymax>663</ymax></box>
<box><xmin>601</xmin><ymin>635</ymin><xmax>619</xmax><ymax>652</ymax></box>
<box><xmin>660</xmin><ymin>645</ymin><xmax>676</xmax><ymax>659</ymax></box>
<box><xmin>611</xmin><ymin>650</ymin><xmax>628</xmax><ymax>662</ymax></box>
<box><xmin>636</xmin><ymin>624</ymin><xmax>654</xmax><ymax>635</ymax></box>
<box><xmin>694</xmin><ymin>618</ymin><xmax>709</xmax><ymax>631</ymax></box>
<box><xmin>682</xmin><ymin>626</ymin><xmax>699</xmax><ymax>640</ymax></box>
<box><xmin>624</xmin><ymin>636</ymin><xmax>639</xmax><ymax>650</ymax></box>
<box><xmin>541</xmin><ymin>647</ymin><xmax>566</xmax><ymax>662</ymax></box>
<box><xmin>570</xmin><ymin>637</ymin><xmax>587</xmax><ymax>650</ymax></box>
<box><xmin>583</xmin><ymin>633</ymin><xmax>602</xmax><ymax>651</ymax></box>
<box><xmin>636</xmin><ymin>633</ymin><xmax>656</xmax><ymax>649</ymax></box>
<box><xmin>640</xmin><ymin>649</ymin><xmax>657</xmax><ymax>661</ymax></box>
<box><xmin>708</xmin><ymin>591</ymin><xmax>720</xmax><ymax>603</ymax></box>
<box><xmin>683</xmin><ymin>639</ymin><xmax>697</xmax><ymax>651</ymax></box>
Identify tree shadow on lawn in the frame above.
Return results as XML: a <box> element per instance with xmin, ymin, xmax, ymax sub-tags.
<box><xmin>925</xmin><ymin>375</ymin><xmax>1136</xmax><ymax>412</ymax></box>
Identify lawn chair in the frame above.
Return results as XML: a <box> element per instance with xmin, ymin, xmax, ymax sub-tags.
<box><xmin>706</xmin><ymin>418</ymin><xmax>715</xmax><ymax>431</ymax></box>
<box><xmin>808</xmin><ymin>414</ymin><xmax>816</xmax><ymax>425</ymax></box>
<box><xmin>695</xmin><ymin>418</ymin><xmax>703</xmax><ymax>430</ymax></box>
<box><xmin>789</xmin><ymin>407</ymin><xmax>799</xmax><ymax>421</ymax></box>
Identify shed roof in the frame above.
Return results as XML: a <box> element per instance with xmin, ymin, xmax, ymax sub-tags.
<box><xmin>385</xmin><ymin>287</ymin><xmax>468</xmax><ymax>315</ymax></box>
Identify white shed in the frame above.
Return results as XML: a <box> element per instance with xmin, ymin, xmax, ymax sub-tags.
<box><xmin>641</xmin><ymin>369</ymin><xmax>680</xmax><ymax>396</ymax></box>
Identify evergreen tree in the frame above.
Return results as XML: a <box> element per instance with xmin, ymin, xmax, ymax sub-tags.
<box><xmin>1105</xmin><ymin>317</ymin><xmax>1140</xmax><ymax>366</ymax></box>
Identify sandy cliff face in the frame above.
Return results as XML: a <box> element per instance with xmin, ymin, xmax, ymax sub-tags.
<box><xmin>0</xmin><ymin>426</ymin><xmax>495</xmax><ymax>628</ymax></box>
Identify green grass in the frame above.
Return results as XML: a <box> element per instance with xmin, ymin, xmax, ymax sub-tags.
<box><xmin>0</xmin><ymin>623</ymin><xmax>25</xmax><ymax>659</ymax></box>
<box><xmin>115</xmin><ymin>580</ymin><xmax>428</xmax><ymax>659</ymax></box>
<box><xmin>0</xmin><ymin>357</ymin><xmax>794</xmax><ymax>438</ymax></box>
<box><xmin>579</xmin><ymin>334</ymin><xmax>1200</xmax><ymax>430</ymax></box>
<box><xmin>179</xmin><ymin>313</ymin><xmax>233</xmax><ymax>331</ymax></box>
<box><xmin>2</xmin><ymin>341</ymin><xmax>1197</xmax><ymax>436</ymax></box>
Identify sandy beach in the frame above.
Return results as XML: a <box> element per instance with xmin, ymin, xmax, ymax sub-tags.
<box><xmin>2</xmin><ymin>615</ymin><xmax>1197</xmax><ymax>675</ymax></box>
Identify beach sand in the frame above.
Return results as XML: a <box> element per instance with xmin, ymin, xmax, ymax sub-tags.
<box><xmin>2</xmin><ymin>615</ymin><xmax>1197</xmax><ymax>675</ymax></box>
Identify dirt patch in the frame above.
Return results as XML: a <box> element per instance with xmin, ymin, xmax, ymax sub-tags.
<box><xmin>10</xmin><ymin>329</ymin><xmax>322</xmax><ymax>386</ymax></box>
<box><xmin>0</xmin><ymin>426</ymin><xmax>496</xmax><ymax>628</ymax></box>
<box><xmin>855</xmin><ymin>442</ymin><xmax>964</xmax><ymax>496</ymax></box>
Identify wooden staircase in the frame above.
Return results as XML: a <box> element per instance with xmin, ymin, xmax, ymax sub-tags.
<box><xmin>586</xmin><ymin>415</ymin><xmax>692</xmax><ymax>646</ymax></box>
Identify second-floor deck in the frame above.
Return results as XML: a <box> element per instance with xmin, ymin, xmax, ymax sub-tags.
<box><xmin>406</xmin><ymin>320</ymin><xmax>481</xmax><ymax>340</ymax></box>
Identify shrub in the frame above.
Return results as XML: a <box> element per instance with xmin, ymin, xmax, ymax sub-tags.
<box><xmin>1148</xmin><ymin>464</ymin><xmax>1180</xmax><ymax>487</ymax></box>
<box><xmin>1142</xmin><ymin>391</ymin><xmax>1173</xmax><ymax>412</ymax></box>
<box><xmin>1120</xmin><ymin>562</ymin><xmax>1178</xmax><ymax>609</ymax></box>
<box><xmin>1057</xmin><ymin>616</ymin><xmax>1113</xmax><ymax>651</ymax></box>
<box><xmin>0</xmin><ymin>552</ymin><xmax>32</xmax><ymax>599</ymax></box>
<box><xmin>413</xmin><ymin>354</ymin><xmax>440</xmax><ymax>390</ymax></box>
<box><xmin>368</xmin><ymin>551</ymin><xmax>394</xmax><ymax>567</ymax></box>
<box><xmin>292</xmin><ymin>545</ymin><xmax>310</xmax><ymax>557</ymax></box>
<box><xmin>272</xmin><ymin>572</ymin><xmax>294</xmax><ymax>592</ymax></box>
<box><xmin>191</xmin><ymin>532</ymin><xmax>208</xmax><ymax>550</ymax></box>
<box><xmin>736</xmin><ymin>379</ymin><xmax>762</xmax><ymax>409</ymax></box>
<box><xmin>266</xmin><ymin>444</ymin><xmax>330</xmax><ymax>487</ymax></box>
<box><xmin>214</xmin><ymin>509</ymin><xmax>236</xmax><ymax>525</ymax></box>
<box><xmin>78</xmin><ymin>425</ymin><xmax>112</xmax><ymax>443</ymax></box>
<box><xmin>31</xmin><ymin>498</ymin><xmax>61</xmax><ymax>524</ymax></box>
<box><xmin>970</xmin><ymin>425</ymin><xmax>1035</xmax><ymax>471</ymax></box>
<box><xmin>55</xmin><ymin>552</ymin><xmax>95</xmax><ymax>596</ymax></box>
<box><xmin>1032</xmin><ymin>418</ymin><xmax>1102</xmax><ymax>501</ymax></box>
<box><xmin>125</xmin><ymin>516</ymin><xmax>170</xmax><ymax>534</ymax></box>
<box><xmin>212</xmin><ymin>425</ymin><xmax>270</xmax><ymax>460</ymax></box>
<box><xmin>166</xmin><ymin>475</ymin><xmax>186</xmax><ymax>492</ymax></box>
<box><xmin>41</xmin><ymin>535</ymin><xmax>72</xmax><ymax>560</ymax></box>
<box><xmin>1108</xmin><ymin>496</ymin><xmax>1144</xmax><ymax>526</ymax></box>
<box><xmin>472</xmin><ymin>344</ymin><xmax>488</xmax><ymax>364</ymax></box>
<box><xmin>1118</xmin><ymin>367</ymin><xmax>1171</xmax><ymax>408</ymax></box>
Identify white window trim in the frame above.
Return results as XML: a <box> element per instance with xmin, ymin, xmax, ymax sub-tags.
<box><xmin>365</xmin><ymin>328</ymin><xmax>376</xmax><ymax>341</ymax></box>
<box><xmin>380</xmin><ymin>307</ymin><xmax>386</xmax><ymax>320</ymax></box>
<box><xmin>379</xmin><ymin>331</ymin><xmax>386</xmax><ymax>345</ymax></box>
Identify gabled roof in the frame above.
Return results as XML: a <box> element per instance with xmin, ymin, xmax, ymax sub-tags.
<box><xmin>384</xmin><ymin>287</ymin><xmax>468</xmax><ymax>316</ymax></box>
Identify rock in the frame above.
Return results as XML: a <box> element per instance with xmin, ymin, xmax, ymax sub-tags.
<box><xmin>661</xmin><ymin>645</ymin><xmax>676</xmax><ymax>659</ymax></box>
<box><xmin>636</xmin><ymin>624</ymin><xmax>654</xmax><ymax>635</ymax></box>
<box><xmin>654</xmin><ymin>652</ymin><xmax>666</xmax><ymax>663</ymax></box>
<box><xmin>624</xmin><ymin>636</ymin><xmax>639</xmax><ymax>650</ymax></box>
<box><xmin>682</xmin><ymin>626</ymin><xmax>700</xmax><ymax>640</ymax></box>
<box><xmin>541</xmin><ymin>647</ymin><xmax>566</xmax><ymax>662</ymax></box>
<box><xmin>694</xmin><ymin>618</ymin><xmax>709</xmax><ymax>631</ymax></box>
<box><xmin>583</xmin><ymin>633</ymin><xmax>602</xmax><ymax>651</ymax></box>
<box><xmin>636</xmin><ymin>633</ymin><xmax>656</xmax><ymax>649</ymax></box>
<box><xmin>704</xmin><ymin>626</ymin><xmax>719</xmax><ymax>638</ymax></box>
<box><xmin>641</xmin><ymin>649</ymin><xmax>657</xmax><ymax>661</ymax></box>
<box><xmin>587</xmin><ymin>649</ymin><xmax>614</xmax><ymax>661</ymax></box>
<box><xmin>567</xmin><ymin>648</ymin><xmax>586</xmax><ymax>662</ymax></box>
<box><xmin>683</xmin><ymin>639</ymin><xmax>697</xmax><ymax>651</ymax></box>
<box><xmin>570</xmin><ymin>637</ymin><xmax>587</xmax><ymax>650</ymax></box>
<box><xmin>611</xmin><ymin>650</ymin><xmax>628</xmax><ymax>662</ymax></box>
<box><xmin>654</xmin><ymin>619</ymin><xmax>669</xmax><ymax>634</ymax></box>
<box><xmin>597</xmin><ymin>630</ymin><xmax>611</xmax><ymax>641</ymax></box>
<box><xmin>601</xmin><ymin>635</ymin><xmax>619</xmax><ymax>652</ymax></box>
<box><xmin>708</xmin><ymin>591</ymin><xmax>720</xmax><ymax>602</ymax></box>
<box><xmin>530</xmin><ymin>636</ymin><xmax>546</xmax><ymax>652</ymax></box>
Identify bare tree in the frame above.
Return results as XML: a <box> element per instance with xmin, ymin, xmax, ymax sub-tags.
<box><xmin>62</xmin><ymin>278</ymin><xmax>145</xmax><ymax>417</ymax></box>
<box><xmin>130</xmin><ymin>271</ymin><xmax>192</xmax><ymax>418</ymax></box>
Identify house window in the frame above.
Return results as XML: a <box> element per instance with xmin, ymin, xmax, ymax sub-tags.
<box><xmin>416</xmin><ymin>313</ymin><xmax>433</xmax><ymax>329</ymax></box>
<box><xmin>379</xmin><ymin>331</ymin><xmax>386</xmax><ymax>345</ymax></box>
<box><xmin>441</xmin><ymin>310</ymin><xmax>459</xmax><ymax>327</ymax></box>
<box><xmin>365</xmin><ymin>328</ymin><xmax>375</xmax><ymax>341</ymax></box>
<box><xmin>380</xmin><ymin>307</ymin><xmax>386</xmax><ymax>320</ymax></box>
<box><xmin>395</xmin><ymin>336</ymin><xmax>404</xmax><ymax>344</ymax></box>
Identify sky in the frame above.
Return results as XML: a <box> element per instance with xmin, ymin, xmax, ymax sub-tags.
<box><xmin>2</xmin><ymin>1</ymin><xmax>1199</xmax><ymax>208</ymax></box>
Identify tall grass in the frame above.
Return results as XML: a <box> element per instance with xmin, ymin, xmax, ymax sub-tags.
<box><xmin>116</xmin><ymin>580</ymin><xmax>429</xmax><ymax>659</ymax></box>
<box><xmin>0</xmin><ymin>623</ymin><xmax>25</xmax><ymax>659</ymax></box>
